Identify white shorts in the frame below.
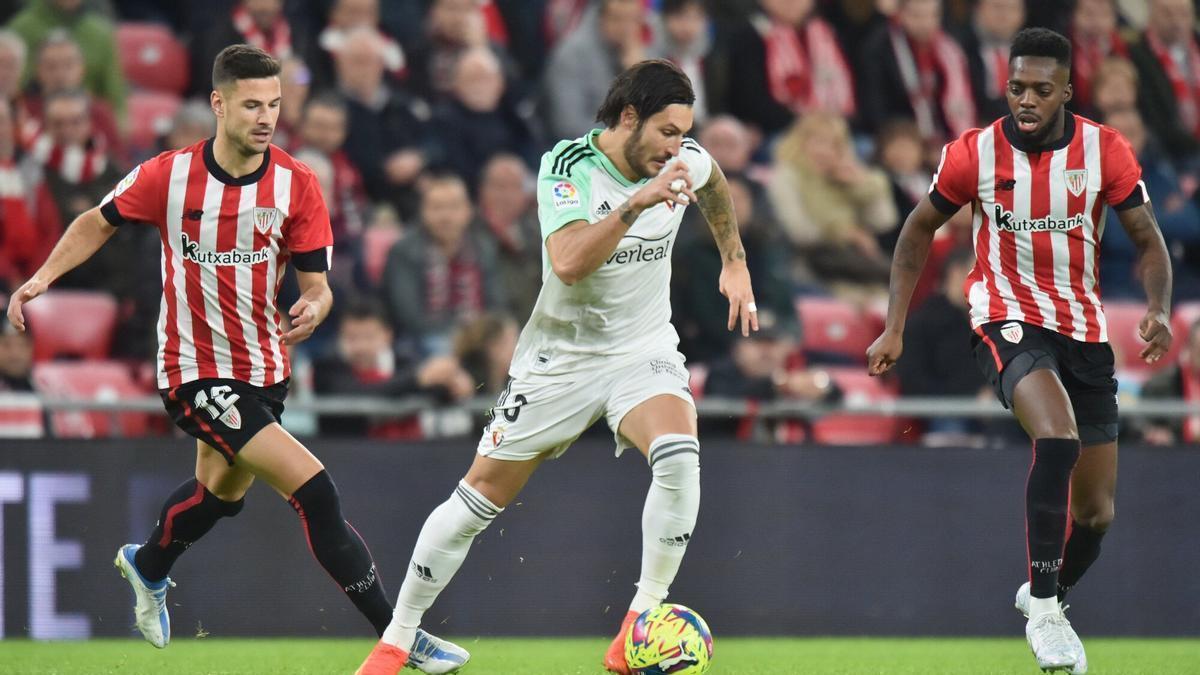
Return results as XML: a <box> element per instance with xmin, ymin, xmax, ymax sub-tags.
<box><xmin>477</xmin><ymin>350</ymin><xmax>695</xmax><ymax>461</ymax></box>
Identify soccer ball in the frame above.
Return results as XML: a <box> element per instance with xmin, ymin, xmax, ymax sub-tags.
<box><xmin>624</xmin><ymin>604</ymin><xmax>713</xmax><ymax>674</ymax></box>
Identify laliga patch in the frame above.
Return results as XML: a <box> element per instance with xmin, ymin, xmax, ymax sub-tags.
<box><xmin>218</xmin><ymin>403</ymin><xmax>242</xmax><ymax>430</ymax></box>
<box><xmin>552</xmin><ymin>181</ymin><xmax>580</xmax><ymax>209</ymax></box>
<box><xmin>253</xmin><ymin>207</ymin><xmax>282</xmax><ymax>234</ymax></box>
<box><xmin>1064</xmin><ymin>169</ymin><xmax>1088</xmax><ymax>197</ymax></box>
<box><xmin>114</xmin><ymin>165</ymin><xmax>140</xmax><ymax>197</ymax></box>
<box><xmin>1000</xmin><ymin>321</ymin><xmax>1024</xmax><ymax>344</ymax></box>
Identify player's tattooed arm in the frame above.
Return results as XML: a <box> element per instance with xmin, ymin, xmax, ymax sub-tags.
<box><xmin>694</xmin><ymin>161</ymin><xmax>746</xmax><ymax>265</ymax></box>
<box><xmin>1117</xmin><ymin>202</ymin><xmax>1174</xmax><ymax>362</ymax></box>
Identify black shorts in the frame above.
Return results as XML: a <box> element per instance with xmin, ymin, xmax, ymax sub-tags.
<box><xmin>971</xmin><ymin>320</ymin><xmax>1118</xmax><ymax>445</ymax></box>
<box><xmin>161</xmin><ymin>378</ymin><xmax>289</xmax><ymax>464</ymax></box>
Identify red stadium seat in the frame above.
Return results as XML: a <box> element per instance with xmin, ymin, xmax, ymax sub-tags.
<box><xmin>117</xmin><ymin>22</ymin><xmax>190</xmax><ymax>94</ymax></box>
<box><xmin>1103</xmin><ymin>301</ymin><xmax>1185</xmax><ymax>374</ymax></box>
<box><xmin>23</xmin><ymin>290</ymin><xmax>119</xmax><ymax>362</ymax></box>
<box><xmin>810</xmin><ymin>367</ymin><xmax>905</xmax><ymax>445</ymax></box>
<box><xmin>126</xmin><ymin>91</ymin><xmax>183</xmax><ymax>153</ymax></box>
<box><xmin>32</xmin><ymin>361</ymin><xmax>154</xmax><ymax>438</ymax></box>
<box><xmin>795</xmin><ymin>297</ymin><xmax>884</xmax><ymax>364</ymax></box>
<box><xmin>361</xmin><ymin>226</ymin><xmax>403</xmax><ymax>287</ymax></box>
<box><xmin>0</xmin><ymin>392</ymin><xmax>45</xmax><ymax>438</ymax></box>
<box><xmin>1175</xmin><ymin>301</ymin><xmax>1200</xmax><ymax>334</ymax></box>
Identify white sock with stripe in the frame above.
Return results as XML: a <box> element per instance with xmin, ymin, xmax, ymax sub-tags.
<box><xmin>630</xmin><ymin>434</ymin><xmax>701</xmax><ymax>614</ymax></box>
<box><xmin>382</xmin><ymin>480</ymin><xmax>501</xmax><ymax>650</ymax></box>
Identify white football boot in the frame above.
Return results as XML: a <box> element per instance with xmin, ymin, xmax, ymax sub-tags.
<box><xmin>406</xmin><ymin>628</ymin><xmax>470</xmax><ymax>674</ymax></box>
<box><xmin>1016</xmin><ymin>582</ymin><xmax>1087</xmax><ymax>673</ymax></box>
<box><xmin>114</xmin><ymin>544</ymin><xmax>175</xmax><ymax>648</ymax></box>
<box><xmin>1025</xmin><ymin>611</ymin><xmax>1083</xmax><ymax>673</ymax></box>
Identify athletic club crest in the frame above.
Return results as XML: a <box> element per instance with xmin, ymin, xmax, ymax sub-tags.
<box><xmin>252</xmin><ymin>207</ymin><xmax>282</xmax><ymax>234</ymax></box>
<box><xmin>1064</xmin><ymin>170</ymin><xmax>1088</xmax><ymax>197</ymax></box>
<box><xmin>1000</xmin><ymin>321</ymin><xmax>1024</xmax><ymax>344</ymax></box>
<box><xmin>218</xmin><ymin>404</ymin><xmax>242</xmax><ymax>430</ymax></box>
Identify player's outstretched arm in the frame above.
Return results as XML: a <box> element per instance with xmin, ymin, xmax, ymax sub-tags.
<box><xmin>546</xmin><ymin>162</ymin><xmax>696</xmax><ymax>285</ymax></box>
<box><xmin>1117</xmin><ymin>202</ymin><xmax>1173</xmax><ymax>363</ymax></box>
<box><xmin>866</xmin><ymin>196</ymin><xmax>954</xmax><ymax>376</ymax></box>
<box><xmin>6</xmin><ymin>206</ymin><xmax>117</xmax><ymax>331</ymax></box>
<box><xmin>694</xmin><ymin>159</ymin><xmax>758</xmax><ymax>337</ymax></box>
<box><xmin>283</xmin><ymin>270</ymin><xmax>333</xmax><ymax>345</ymax></box>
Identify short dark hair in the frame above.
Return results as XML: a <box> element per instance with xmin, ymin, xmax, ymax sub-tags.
<box><xmin>302</xmin><ymin>92</ymin><xmax>347</xmax><ymax>119</ymax></box>
<box><xmin>595</xmin><ymin>59</ymin><xmax>695</xmax><ymax>129</ymax></box>
<box><xmin>1010</xmin><ymin>27</ymin><xmax>1071</xmax><ymax>69</ymax></box>
<box><xmin>212</xmin><ymin>44</ymin><xmax>281</xmax><ymax>90</ymax></box>
<box><xmin>661</xmin><ymin>0</ymin><xmax>703</xmax><ymax>15</ymax></box>
<box><xmin>340</xmin><ymin>297</ymin><xmax>390</xmax><ymax>327</ymax></box>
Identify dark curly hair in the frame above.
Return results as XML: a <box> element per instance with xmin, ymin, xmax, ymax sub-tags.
<box><xmin>1010</xmin><ymin>27</ymin><xmax>1071</xmax><ymax>70</ymax></box>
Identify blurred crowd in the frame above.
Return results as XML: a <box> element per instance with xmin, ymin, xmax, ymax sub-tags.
<box><xmin>1</xmin><ymin>0</ymin><xmax>1199</xmax><ymax>445</ymax></box>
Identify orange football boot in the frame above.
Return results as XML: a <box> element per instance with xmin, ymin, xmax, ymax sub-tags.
<box><xmin>603</xmin><ymin>609</ymin><xmax>640</xmax><ymax>674</ymax></box>
<box><xmin>355</xmin><ymin>641</ymin><xmax>409</xmax><ymax>675</ymax></box>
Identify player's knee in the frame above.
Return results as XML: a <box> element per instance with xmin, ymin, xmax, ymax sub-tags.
<box><xmin>1032</xmin><ymin>437</ymin><xmax>1081</xmax><ymax>472</ymax></box>
<box><xmin>288</xmin><ymin>470</ymin><xmax>343</xmax><ymax>523</ymax></box>
<box><xmin>205</xmin><ymin>482</ymin><xmax>249</xmax><ymax>507</ymax></box>
<box><xmin>1074</xmin><ymin>501</ymin><xmax>1115</xmax><ymax>532</ymax></box>
<box><xmin>648</xmin><ymin>435</ymin><xmax>700</xmax><ymax>491</ymax></box>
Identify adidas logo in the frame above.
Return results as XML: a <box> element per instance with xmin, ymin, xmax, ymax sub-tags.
<box><xmin>411</xmin><ymin>561</ymin><xmax>437</xmax><ymax>583</ymax></box>
<box><xmin>659</xmin><ymin>533</ymin><xmax>691</xmax><ymax>547</ymax></box>
<box><xmin>596</xmin><ymin>200</ymin><xmax>613</xmax><ymax>217</ymax></box>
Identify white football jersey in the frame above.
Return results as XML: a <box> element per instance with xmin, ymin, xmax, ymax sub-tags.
<box><xmin>510</xmin><ymin>130</ymin><xmax>714</xmax><ymax>380</ymax></box>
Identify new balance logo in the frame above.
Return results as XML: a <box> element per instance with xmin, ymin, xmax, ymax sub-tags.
<box><xmin>184</xmin><ymin>208</ymin><xmax>204</xmax><ymax>221</ymax></box>
<box><xmin>996</xmin><ymin>179</ymin><xmax>1016</xmax><ymax>191</ymax></box>
<box><xmin>411</xmin><ymin>561</ymin><xmax>437</xmax><ymax>583</ymax></box>
<box><xmin>596</xmin><ymin>200</ymin><xmax>613</xmax><ymax>218</ymax></box>
<box><xmin>659</xmin><ymin>533</ymin><xmax>691</xmax><ymax>547</ymax></box>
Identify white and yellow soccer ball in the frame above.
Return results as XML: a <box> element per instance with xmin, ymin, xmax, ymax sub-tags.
<box><xmin>624</xmin><ymin>603</ymin><xmax>713</xmax><ymax>674</ymax></box>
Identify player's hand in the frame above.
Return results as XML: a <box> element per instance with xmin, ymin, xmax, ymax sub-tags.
<box><xmin>719</xmin><ymin>263</ymin><xmax>758</xmax><ymax>336</ymax></box>
<box><xmin>283</xmin><ymin>298</ymin><xmax>319</xmax><ymax>345</ymax></box>
<box><xmin>630</xmin><ymin>162</ymin><xmax>697</xmax><ymax>212</ymax></box>
<box><xmin>1138</xmin><ymin>309</ymin><xmax>1172</xmax><ymax>363</ymax></box>
<box><xmin>866</xmin><ymin>329</ymin><xmax>903</xmax><ymax>376</ymax></box>
<box><xmin>6</xmin><ymin>277</ymin><xmax>49</xmax><ymax>332</ymax></box>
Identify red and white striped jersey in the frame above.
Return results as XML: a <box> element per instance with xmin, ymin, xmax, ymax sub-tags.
<box><xmin>100</xmin><ymin>139</ymin><xmax>333</xmax><ymax>389</ymax></box>
<box><xmin>929</xmin><ymin>113</ymin><xmax>1148</xmax><ymax>343</ymax></box>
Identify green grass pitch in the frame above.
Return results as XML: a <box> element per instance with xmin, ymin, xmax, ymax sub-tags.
<box><xmin>1</xmin><ymin>637</ymin><xmax>1197</xmax><ymax>674</ymax></box>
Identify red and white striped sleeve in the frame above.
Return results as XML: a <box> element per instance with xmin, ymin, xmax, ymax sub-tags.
<box><xmin>1101</xmin><ymin>126</ymin><xmax>1149</xmax><ymax>211</ymax></box>
<box><xmin>282</xmin><ymin>167</ymin><xmax>334</xmax><ymax>272</ymax></box>
<box><xmin>98</xmin><ymin>154</ymin><xmax>167</xmax><ymax>227</ymax></box>
<box><xmin>928</xmin><ymin>130</ymin><xmax>979</xmax><ymax>215</ymax></box>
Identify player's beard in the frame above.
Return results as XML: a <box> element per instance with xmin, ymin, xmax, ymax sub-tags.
<box><xmin>1016</xmin><ymin>106</ymin><xmax>1066</xmax><ymax>147</ymax></box>
<box><xmin>623</xmin><ymin>124</ymin><xmax>663</xmax><ymax>180</ymax></box>
<box><xmin>231</xmin><ymin>125</ymin><xmax>271</xmax><ymax>158</ymax></box>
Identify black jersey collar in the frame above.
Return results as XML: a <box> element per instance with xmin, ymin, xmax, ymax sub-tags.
<box><xmin>203</xmin><ymin>137</ymin><xmax>271</xmax><ymax>186</ymax></box>
<box><xmin>1002</xmin><ymin>112</ymin><xmax>1075</xmax><ymax>153</ymax></box>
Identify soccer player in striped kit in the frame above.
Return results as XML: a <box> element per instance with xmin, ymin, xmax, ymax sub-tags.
<box><xmin>5</xmin><ymin>45</ymin><xmax>466</xmax><ymax>673</ymax></box>
<box><xmin>868</xmin><ymin>28</ymin><xmax>1173</xmax><ymax>673</ymax></box>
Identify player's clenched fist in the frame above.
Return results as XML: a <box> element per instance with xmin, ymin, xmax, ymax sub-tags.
<box><xmin>6</xmin><ymin>277</ymin><xmax>49</xmax><ymax>332</ymax></box>
<box><xmin>630</xmin><ymin>162</ymin><xmax>696</xmax><ymax>211</ymax></box>
<box><xmin>866</xmin><ymin>329</ymin><xmax>903</xmax><ymax>376</ymax></box>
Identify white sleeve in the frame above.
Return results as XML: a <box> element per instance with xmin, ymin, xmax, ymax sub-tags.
<box><xmin>678</xmin><ymin>137</ymin><xmax>714</xmax><ymax>191</ymax></box>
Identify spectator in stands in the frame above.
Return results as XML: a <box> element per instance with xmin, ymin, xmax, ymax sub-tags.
<box><xmin>1069</xmin><ymin>0</ymin><xmax>1129</xmax><ymax>115</ymax></box>
<box><xmin>272</xmin><ymin>55</ymin><xmax>311</xmax><ymax>150</ymax></box>
<box><xmin>895</xmin><ymin>246</ymin><xmax>989</xmax><ymax>439</ymax></box>
<box><xmin>0</xmin><ymin>29</ymin><xmax>24</xmax><ymax>105</ymax></box>
<box><xmin>1129</xmin><ymin>0</ymin><xmax>1200</xmax><ymax>163</ymax></box>
<box><xmin>653</xmin><ymin>0</ymin><xmax>717</xmax><ymax>124</ymax></box>
<box><xmin>335</xmin><ymin>26</ymin><xmax>430</xmax><ymax>219</ymax></box>
<box><xmin>298</xmin><ymin>94</ymin><xmax>367</xmax><ymax>259</ymax></box>
<box><xmin>543</xmin><ymin>0</ymin><xmax>648</xmax><ymax>140</ymax></box>
<box><xmin>157</xmin><ymin>99</ymin><xmax>214</xmax><ymax>153</ymax></box>
<box><xmin>698</xmin><ymin>115</ymin><xmax>757</xmax><ymax>177</ymax></box>
<box><xmin>406</xmin><ymin>0</ymin><xmax>510</xmax><ymax>104</ymax></box>
<box><xmin>0</xmin><ymin>319</ymin><xmax>33</xmax><ymax>392</ymax></box>
<box><xmin>858</xmin><ymin>0</ymin><xmax>975</xmax><ymax>141</ymax></box>
<box><xmin>313</xmin><ymin>298</ymin><xmax>474</xmax><ymax>437</ymax></box>
<box><xmin>767</xmin><ymin>110</ymin><xmax>896</xmax><ymax>296</ymax></box>
<box><xmin>313</xmin><ymin>0</ymin><xmax>406</xmax><ymax>90</ymax></box>
<box><xmin>875</xmin><ymin>120</ymin><xmax>931</xmax><ymax>252</ymax></box>
<box><xmin>429</xmin><ymin>46</ymin><xmax>536</xmax><ymax>190</ymax></box>
<box><xmin>958</xmin><ymin>0</ymin><xmax>1026</xmax><ymax>124</ymax></box>
<box><xmin>1088</xmin><ymin>56</ymin><xmax>1140</xmax><ymax>121</ymax></box>
<box><xmin>20</xmin><ymin>31</ymin><xmax>120</xmax><ymax>155</ymax></box>
<box><xmin>382</xmin><ymin>172</ymin><xmax>506</xmax><ymax>355</ymax></box>
<box><xmin>1100</xmin><ymin>107</ymin><xmax>1200</xmax><ymax>300</ymax></box>
<box><xmin>674</xmin><ymin>171</ymin><xmax>794</xmax><ymax>364</ymax></box>
<box><xmin>719</xmin><ymin>0</ymin><xmax>855</xmax><ymax>137</ymax></box>
<box><xmin>452</xmin><ymin>312</ymin><xmax>519</xmax><ymax>396</ymax></box>
<box><xmin>192</xmin><ymin>0</ymin><xmax>312</xmax><ymax>98</ymax></box>
<box><xmin>6</xmin><ymin>0</ymin><xmax>126</xmax><ymax>117</ymax></box>
<box><xmin>0</xmin><ymin>97</ymin><xmax>41</xmax><ymax>287</ymax></box>
<box><xmin>477</xmin><ymin>153</ymin><xmax>540</xmax><ymax>324</ymax></box>
<box><xmin>702</xmin><ymin>308</ymin><xmax>840</xmax><ymax>437</ymax></box>
<box><xmin>1139</xmin><ymin>319</ymin><xmax>1200</xmax><ymax>445</ymax></box>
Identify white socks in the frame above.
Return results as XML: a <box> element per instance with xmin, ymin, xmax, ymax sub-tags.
<box><xmin>1029</xmin><ymin>595</ymin><xmax>1061</xmax><ymax>619</ymax></box>
<box><xmin>382</xmin><ymin>480</ymin><xmax>501</xmax><ymax>650</ymax></box>
<box><xmin>630</xmin><ymin>434</ymin><xmax>701</xmax><ymax>614</ymax></box>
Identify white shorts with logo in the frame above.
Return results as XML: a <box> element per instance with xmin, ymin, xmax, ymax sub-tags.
<box><xmin>477</xmin><ymin>350</ymin><xmax>695</xmax><ymax>461</ymax></box>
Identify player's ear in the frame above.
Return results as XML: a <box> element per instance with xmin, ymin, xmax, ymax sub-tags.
<box><xmin>1063</xmin><ymin>82</ymin><xmax>1073</xmax><ymax>105</ymax></box>
<box><xmin>211</xmin><ymin>89</ymin><xmax>224</xmax><ymax>119</ymax></box>
<box><xmin>620</xmin><ymin>104</ymin><xmax>639</xmax><ymax>131</ymax></box>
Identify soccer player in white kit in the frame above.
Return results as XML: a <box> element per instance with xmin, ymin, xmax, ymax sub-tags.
<box><xmin>357</xmin><ymin>59</ymin><xmax>758</xmax><ymax>674</ymax></box>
